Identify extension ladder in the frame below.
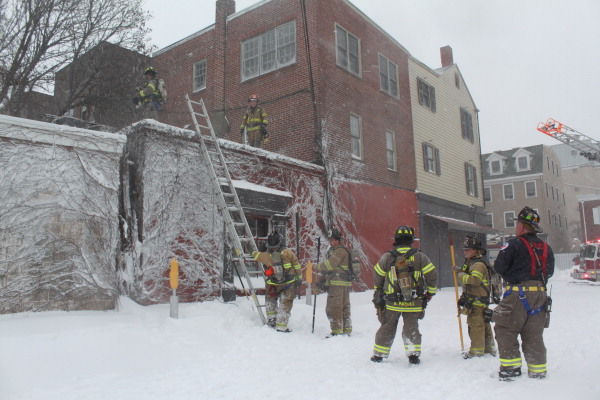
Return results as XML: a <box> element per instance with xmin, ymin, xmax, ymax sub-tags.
<box><xmin>185</xmin><ymin>95</ymin><xmax>266</xmax><ymax>324</ymax></box>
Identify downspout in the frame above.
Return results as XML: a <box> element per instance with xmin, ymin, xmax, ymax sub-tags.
<box><xmin>300</xmin><ymin>0</ymin><xmax>333</xmax><ymax>227</ymax></box>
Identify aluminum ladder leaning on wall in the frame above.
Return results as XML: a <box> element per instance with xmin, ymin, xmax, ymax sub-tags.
<box><xmin>185</xmin><ymin>94</ymin><xmax>266</xmax><ymax>325</ymax></box>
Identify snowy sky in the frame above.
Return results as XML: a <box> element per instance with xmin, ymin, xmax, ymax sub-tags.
<box><xmin>142</xmin><ymin>0</ymin><xmax>600</xmax><ymax>154</ymax></box>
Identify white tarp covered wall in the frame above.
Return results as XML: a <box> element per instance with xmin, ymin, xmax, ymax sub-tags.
<box><xmin>0</xmin><ymin>115</ymin><xmax>125</xmax><ymax>313</ymax></box>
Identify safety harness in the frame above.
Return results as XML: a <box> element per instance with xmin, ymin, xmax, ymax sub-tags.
<box><xmin>502</xmin><ymin>237</ymin><xmax>549</xmax><ymax>316</ymax></box>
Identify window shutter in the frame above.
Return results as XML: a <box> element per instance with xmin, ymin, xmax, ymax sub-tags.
<box><xmin>430</xmin><ymin>86</ymin><xmax>436</xmax><ymax>113</ymax></box>
<box><xmin>473</xmin><ymin>166</ymin><xmax>478</xmax><ymax>197</ymax></box>
<box><xmin>417</xmin><ymin>79</ymin><xmax>424</xmax><ymax>105</ymax></box>
<box><xmin>422</xmin><ymin>142</ymin><xmax>428</xmax><ymax>171</ymax></box>
<box><xmin>464</xmin><ymin>162</ymin><xmax>469</xmax><ymax>194</ymax></box>
<box><xmin>434</xmin><ymin>147</ymin><xmax>441</xmax><ymax>175</ymax></box>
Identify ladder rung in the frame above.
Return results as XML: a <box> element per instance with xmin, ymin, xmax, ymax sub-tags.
<box><xmin>197</xmin><ymin>124</ymin><xmax>210</xmax><ymax>130</ymax></box>
<box><xmin>227</xmin><ymin>206</ymin><xmax>240</xmax><ymax>212</ymax></box>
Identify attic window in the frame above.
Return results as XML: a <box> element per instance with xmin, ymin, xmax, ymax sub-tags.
<box><xmin>489</xmin><ymin>159</ymin><xmax>502</xmax><ymax>175</ymax></box>
<box><xmin>455</xmin><ymin>72</ymin><xmax>460</xmax><ymax>89</ymax></box>
<box><xmin>516</xmin><ymin>155</ymin><xmax>530</xmax><ymax>171</ymax></box>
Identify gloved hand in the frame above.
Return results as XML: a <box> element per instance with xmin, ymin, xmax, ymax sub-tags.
<box><xmin>372</xmin><ymin>289</ymin><xmax>385</xmax><ymax>309</ymax></box>
<box><xmin>261</xmin><ymin>126</ymin><xmax>268</xmax><ymax>137</ymax></box>
<box><xmin>424</xmin><ymin>292</ymin><xmax>434</xmax><ymax>302</ymax></box>
<box><xmin>240</xmin><ymin>128</ymin><xmax>244</xmax><ymax>135</ymax></box>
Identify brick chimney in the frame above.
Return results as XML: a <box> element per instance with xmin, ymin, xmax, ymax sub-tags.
<box><xmin>212</xmin><ymin>0</ymin><xmax>235</xmax><ymax>135</ymax></box>
<box><xmin>440</xmin><ymin>45</ymin><xmax>454</xmax><ymax>67</ymax></box>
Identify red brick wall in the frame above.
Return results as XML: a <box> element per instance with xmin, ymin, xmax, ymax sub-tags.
<box><xmin>153</xmin><ymin>0</ymin><xmax>416</xmax><ymax>189</ymax></box>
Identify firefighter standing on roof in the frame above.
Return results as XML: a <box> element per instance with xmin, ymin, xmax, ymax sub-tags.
<box><xmin>493</xmin><ymin>206</ymin><xmax>554</xmax><ymax>381</ymax></box>
<box><xmin>133</xmin><ymin>67</ymin><xmax>164</xmax><ymax>112</ymax></box>
<box><xmin>252</xmin><ymin>231</ymin><xmax>301</xmax><ymax>332</ymax></box>
<box><xmin>370</xmin><ymin>226</ymin><xmax>437</xmax><ymax>365</ymax></box>
<box><xmin>315</xmin><ymin>228</ymin><xmax>352</xmax><ymax>337</ymax></box>
<box><xmin>240</xmin><ymin>94</ymin><xmax>269</xmax><ymax>148</ymax></box>
<box><xmin>456</xmin><ymin>235</ymin><xmax>497</xmax><ymax>359</ymax></box>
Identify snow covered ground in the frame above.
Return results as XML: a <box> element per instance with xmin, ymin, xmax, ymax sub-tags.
<box><xmin>1</xmin><ymin>269</ymin><xmax>599</xmax><ymax>400</ymax></box>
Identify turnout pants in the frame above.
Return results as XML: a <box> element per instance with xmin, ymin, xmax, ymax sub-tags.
<box><xmin>493</xmin><ymin>281</ymin><xmax>548</xmax><ymax>376</ymax></box>
<box><xmin>265</xmin><ymin>284</ymin><xmax>296</xmax><ymax>330</ymax></box>
<box><xmin>326</xmin><ymin>286</ymin><xmax>352</xmax><ymax>335</ymax></box>
<box><xmin>373</xmin><ymin>308</ymin><xmax>421</xmax><ymax>358</ymax></box>
<box><xmin>466</xmin><ymin>306</ymin><xmax>495</xmax><ymax>356</ymax></box>
<box><xmin>247</xmin><ymin>130</ymin><xmax>263</xmax><ymax>147</ymax></box>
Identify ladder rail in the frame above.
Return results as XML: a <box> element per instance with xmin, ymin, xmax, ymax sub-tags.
<box><xmin>185</xmin><ymin>94</ymin><xmax>266</xmax><ymax>324</ymax></box>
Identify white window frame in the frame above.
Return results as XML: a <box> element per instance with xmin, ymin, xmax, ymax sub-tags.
<box><xmin>335</xmin><ymin>23</ymin><xmax>361</xmax><ymax>76</ymax></box>
<box><xmin>516</xmin><ymin>155</ymin><xmax>530</xmax><ymax>171</ymax></box>
<box><xmin>350</xmin><ymin>113</ymin><xmax>362</xmax><ymax>160</ymax></box>
<box><xmin>502</xmin><ymin>183</ymin><xmax>514</xmax><ymax>200</ymax></box>
<box><xmin>504</xmin><ymin>211</ymin><xmax>516</xmax><ymax>228</ymax></box>
<box><xmin>241</xmin><ymin>21</ymin><xmax>296</xmax><ymax>81</ymax></box>
<box><xmin>423</xmin><ymin>143</ymin><xmax>441</xmax><ymax>175</ymax></box>
<box><xmin>379</xmin><ymin>53</ymin><xmax>398</xmax><ymax>97</ymax></box>
<box><xmin>192</xmin><ymin>59</ymin><xmax>207</xmax><ymax>92</ymax></box>
<box><xmin>489</xmin><ymin>159</ymin><xmax>502</xmax><ymax>175</ymax></box>
<box><xmin>484</xmin><ymin>186</ymin><xmax>492</xmax><ymax>203</ymax></box>
<box><xmin>465</xmin><ymin>162</ymin><xmax>478</xmax><ymax>197</ymax></box>
<box><xmin>385</xmin><ymin>130</ymin><xmax>396</xmax><ymax>171</ymax></box>
<box><xmin>524</xmin><ymin>181</ymin><xmax>537</xmax><ymax>198</ymax></box>
<box><xmin>593</xmin><ymin>206</ymin><xmax>600</xmax><ymax>225</ymax></box>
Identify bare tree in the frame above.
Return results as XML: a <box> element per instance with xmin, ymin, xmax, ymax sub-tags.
<box><xmin>0</xmin><ymin>0</ymin><xmax>150</xmax><ymax>116</ymax></box>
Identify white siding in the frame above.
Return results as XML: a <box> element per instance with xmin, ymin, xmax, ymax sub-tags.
<box><xmin>409</xmin><ymin>59</ymin><xmax>483</xmax><ymax>207</ymax></box>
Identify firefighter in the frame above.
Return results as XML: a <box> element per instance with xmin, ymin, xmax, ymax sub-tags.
<box><xmin>252</xmin><ymin>231</ymin><xmax>301</xmax><ymax>332</ymax></box>
<box><xmin>315</xmin><ymin>228</ymin><xmax>352</xmax><ymax>337</ymax></box>
<box><xmin>493</xmin><ymin>206</ymin><xmax>554</xmax><ymax>380</ymax></box>
<box><xmin>456</xmin><ymin>235</ymin><xmax>496</xmax><ymax>359</ymax></box>
<box><xmin>133</xmin><ymin>67</ymin><xmax>164</xmax><ymax>112</ymax></box>
<box><xmin>371</xmin><ymin>226</ymin><xmax>438</xmax><ymax>364</ymax></box>
<box><xmin>239</xmin><ymin>94</ymin><xmax>269</xmax><ymax>148</ymax></box>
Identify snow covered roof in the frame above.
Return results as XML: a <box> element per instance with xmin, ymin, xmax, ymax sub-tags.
<box><xmin>125</xmin><ymin>119</ymin><xmax>324</xmax><ymax>174</ymax></box>
<box><xmin>0</xmin><ymin>114</ymin><xmax>126</xmax><ymax>154</ymax></box>
<box><xmin>232</xmin><ymin>179</ymin><xmax>292</xmax><ymax>198</ymax></box>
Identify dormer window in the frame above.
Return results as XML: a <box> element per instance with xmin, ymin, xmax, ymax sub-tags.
<box><xmin>513</xmin><ymin>148</ymin><xmax>532</xmax><ymax>172</ymax></box>
<box><xmin>490</xmin><ymin>160</ymin><xmax>502</xmax><ymax>174</ymax></box>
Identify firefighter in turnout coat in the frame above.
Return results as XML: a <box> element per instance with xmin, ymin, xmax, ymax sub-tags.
<box><xmin>240</xmin><ymin>94</ymin><xmax>269</xmax><ymax>148</ymax></box>
<box><xmin>315</xmin><ymin>228</ymin><xmax>352</xmax><ymax>336</ymax></box>
<box><xmin>456</xmin><ymin>235</ymin><xmax>496</xmax><ymax>358</ymax></box>
<box><xmin>371</xmin><ymin>226</ymin><xmax>438</xmax><ymax>364</ymax></box>
<box><xmin>252</xmin><ymin>231</ymin><xmax>301</xmax><ymax>332</ymax></box>
<box><xmin>493</xmin><ymin>207</ymin><xmax>554</xmax><ymax>380</ymax></box>
<box><xmin>133</xmin><ymin>67</ymin><xmax>164</xmax><ymax>112</ymax></box>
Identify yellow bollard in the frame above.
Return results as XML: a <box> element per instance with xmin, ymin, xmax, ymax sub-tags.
<box><xmin>169</xmin><ymin>258</ymin><xmax>179</xmax><ymax>318</ymax></box>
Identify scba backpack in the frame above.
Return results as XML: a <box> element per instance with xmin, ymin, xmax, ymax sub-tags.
<box><xmin>157</xmin><ymin>79</ymin><xmax>167</xmax><ymax>103</ymax></box>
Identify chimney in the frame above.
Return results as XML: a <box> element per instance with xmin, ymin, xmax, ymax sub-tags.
<box><xmin>440</xmin><ymin>45</ymin><xmax>454</xmax><ymax>67</ymax></box>
<box><xmin>212</xmin><ymin>0</ymin><xmax>235</xmax><ymax>135</ymax></box>
<box><xmin>216</xmin><ymin>0</ymin><xmax>235</xmax><ymax>21</ymax></box>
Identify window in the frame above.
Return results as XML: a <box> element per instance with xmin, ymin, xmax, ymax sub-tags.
<box><xmin>422</xmin><ymin>143</ymin><xmax>441</xmax><ymax>175</ymax></box>
<box><xmin>464</xmin><ymin>162</ymin><xmax>478</xmax><ymax>197</ymax></box>
<box><xmin>192</xmin><ymin>60</ymin><xmax>207</xmax><ymax>92</ymax></box>
<box><xmin>490</xmin><ymin>159</ymin><xmax>502</xmax><ymax>175</ymax></box>
<box><xmin>593</xmin><ymin>207</ymin><xmax>600</xmax><ymax>225</ymax></box>
<box><xmin>241</xmin><ymin>21</ymin><xmax>296</xmax><ymax>81</ymax></box>
<box><xmin>379</xmin><ymin>54</ymin><xmax>398</xmax><ymax>97</ymax></box>
<box><xmin>525</xmin><ymin>181</ymin><xmax>537</xmax><ymax>198</ymax></box>
<box><xmin>417</xmin><ymin>78</ymin><xmax>436</xmax><ymax>112</ymax></box>
<box><xmin>350</xmin><ymin>113</ymin><xmax>362</xmax><ymax>159</ymax></box>
<box><xmin>485</xmin><ymin>213</ymin><xmax>493</xmax><ymax>228</ymax></box>
<box><xmin>455</xmin><ymin>72</ymin><xmax>460</xmax><ymax>89</ymax></box>
<box><xmin>460</xmin><ymin>107</ymin><xmax>474</xmax><ymax>142</ymax></box>
<box><xmin>385</xmin><ymin>131</ymin><xmax>396</xmax><ymax>170</ymax></box>
<box><xmin>545</xmin><ymin>182</ymin><xmax>549</xmax><ymax>197</ymax></box>
<box><xmin>551</xmin><ymin>186</ymin><xmax>555</xmax><ymax>201</ymax></box>
<box><xmin>502</xmin><ymin>183</ymin><xmax>514</xmax><ymax>200</ymax></box>
<box><xmin>504</xmin><ymin>211</ymin><xmax>515</xmax><ymax>228</ymax></box>
<box><xmin>336</xmin><ymin>24</ymin><xmax>360</xmax><ymax>76</ymax></box>
<box><xmin>547</xmin><ymin>209</ymin><xmax>552</xmax><ymax>225</ymax></box>
<box><xmin>516</xmin><ymin>155</ymin><xmax>529</xmax><ymax>171</ymax></box>
<box><xmin>484</xmin><ymin>187</ymin><xmax>492</xmax><ymax>202</ymax></box>
<box><xmin>563</xmin><ymin>193</ymin><xmax>566</xmax><ymax>205</ymax></box>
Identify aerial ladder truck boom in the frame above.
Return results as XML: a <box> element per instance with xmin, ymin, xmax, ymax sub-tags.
<box><xmin>536</xmin><ymin>118</ymin><xmax>599</xmax><ymax>162</ymax></box>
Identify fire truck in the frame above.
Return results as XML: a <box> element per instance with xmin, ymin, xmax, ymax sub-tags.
<box><xmin>571</xmin><ymin>241</ymin><xmax>600</xmax><ymax>282</ymax></box>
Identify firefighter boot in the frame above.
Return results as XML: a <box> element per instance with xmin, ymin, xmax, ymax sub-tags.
<box><xmin>408</xmin><ymin>355</ymin><xmax>420</xmax><ymax>365</ymax></box>
<box><xmin>499</xmin><ymin>368</ymin><xmax>522</xmax><ymax>381</ymax></box>
<box><xmin>267</xmin><ymin>319</ymin><xmax>276</xmax><ymax>328</ymax></box>
<box><xmin>370</xmin><ymin>355</ymin><xmax>383</xmax><ymax>363</ymax></box>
